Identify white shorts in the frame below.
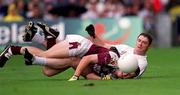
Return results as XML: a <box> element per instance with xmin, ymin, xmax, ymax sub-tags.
<box><xmin>65</xmin><ymin>35</ymin><xmax>93</xmax><ymax>57</ymax></box>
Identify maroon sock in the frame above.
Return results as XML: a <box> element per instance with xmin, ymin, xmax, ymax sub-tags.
<box><xmin>47</xmin><ymin>38</ymin><xmax>56</xmax><ymax>49</ymax></box>
<box><xmin>10</xmin><ymin>46</ymin><xmax>22</xmax><ymax>55</ymax></box>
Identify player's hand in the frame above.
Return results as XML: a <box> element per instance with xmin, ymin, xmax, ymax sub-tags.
<box><xmin>101</xmin><ymin>75</ymin><xmax>111</xmax><ymax>80</ymax></box>
<box><xmin>68</xmin><ymin>75</ymin><xmax>79</xmax><ymax>81</ymax></box>
<box><xmin>85</xmin><ymin>24</ymin><xmax>95</xmax><ymax>38</ymax></box>
<box><xmin>101</xmin><ymin>73</ymin><xmax>118</xmax><ymax>80</ymax></box>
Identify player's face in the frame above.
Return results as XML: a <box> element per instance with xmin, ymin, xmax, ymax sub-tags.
<box><xmin>134</xmin><ymin>35</ymin><xmax>150</xmax><ymax>54</ymax></box>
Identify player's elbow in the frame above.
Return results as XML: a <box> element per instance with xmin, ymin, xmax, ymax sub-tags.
<box><xmin>82</xmin><ymin>55</ymin><xmax>98</xmax><ymax>63</ymax></box>
<box><xmin>81</xmin><ymin>56</ymin><xmax>91</xmax><ymax>63</ymax></box>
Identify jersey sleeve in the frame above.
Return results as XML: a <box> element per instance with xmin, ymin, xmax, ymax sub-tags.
<box><xmin>134</xmin><ymin>56</ymin><xmax>148</xmax><ymax>78</ymax></box>
<box><xmin>97</xmin><ymin>51</ymin><xmax>119</xmax><ymax>66</ymax></box>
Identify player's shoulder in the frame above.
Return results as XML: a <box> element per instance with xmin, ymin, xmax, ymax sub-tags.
<box><xmin>112</xmin><ymin>44</ymin><xmax>132</xmax><ymax>51</ymax></box>
<box><xmin>135</xmin><ymin>55</ymin><xmax>148</xmax><ymax>63</ymax></box>
<box><xmin>66</xmin><ymin>34</ymin><xmax>83</xmax><ymax>38</ymax></box>
<box><xmin>113</xmin><ymin>44</ymin><xmax>131</xmax><ymax>48</ymax></box>
<box><xmin>66</xmin><ymin>34</ymin><xmax>90</xmax><ymax>41</ymax></box>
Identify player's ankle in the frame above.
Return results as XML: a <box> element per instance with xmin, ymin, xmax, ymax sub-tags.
<box><xmin>73</xmin><ymin>75</ymin><xmax>79</xmax><ymax>80</ymax></box>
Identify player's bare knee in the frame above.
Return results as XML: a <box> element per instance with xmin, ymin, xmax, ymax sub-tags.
<box><xmin>42</xmin><ymin>69</ymin><xmax>54</xmax><ymax>77</ymax></box>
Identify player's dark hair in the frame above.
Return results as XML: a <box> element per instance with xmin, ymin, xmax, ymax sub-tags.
<box><xmin>110</xmin><ymin>47</ymin><xmax>120</xmax><ymax>57</ymax></box>
<box><xmin>138</xmin><ymin>32</ymin><xmax>153</xmax><ymax>45</ymax></box>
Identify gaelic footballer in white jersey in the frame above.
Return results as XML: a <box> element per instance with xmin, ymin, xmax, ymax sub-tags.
<box><xmin>113</xmin><ymin>44</ymin><xmax>148</xmax><ymax>78</ymax></box>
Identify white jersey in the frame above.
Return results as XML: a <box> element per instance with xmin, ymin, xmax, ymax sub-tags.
<box><xmin>65</xmin><ymin>35</ymin><xmax>93</xmax><ymax>57</ymax></box>
<box><xmin>112</xmin><ymin>44</ymin><xmax>148</xmax><ymax>78</ymax></box>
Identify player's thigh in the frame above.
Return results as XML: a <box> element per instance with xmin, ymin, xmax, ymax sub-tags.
<box><xmin>70</xmin><ymin>57</ymin><xmax>81</xmax><ymax>67</ymax></box>
<box><xmin>80</xmin><ymin>65</ymin><xmax>94</xmax><ymax>78</ymax></box>
<box><xmin>46</xmin><ymin>57</ymin><xmax>78</xmax><ymax>69</ymax></box>
<box><xmin>86</xmin><ymin>73</ymin><xmax>101</xmax><ymax>80</ymax></box>
<box><xmin>40</xmin><ymin>40</ymin><xmax>69</xmax><ymax>58</ymax></box>
<box><xmin>42</xmin><ymin>66</ymin><xmax>70</xmax><ymax>77</ymax></box>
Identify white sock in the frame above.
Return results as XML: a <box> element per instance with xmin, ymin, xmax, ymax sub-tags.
<box><xmin>33</xmin><ymin>56</ymin><xmax>47</xmax><ymax>65</ymax></box>
<box><xmin>8</xmin><ymin>48</ymin><xmax>13</xmax><ymax>56</ymax></box>
<box><xmin>32</xmin><ymin>32</ymin><xmax>45</xmax><ymax>44</ymax></box>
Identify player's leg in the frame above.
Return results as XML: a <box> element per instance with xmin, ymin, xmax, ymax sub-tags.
<box><xmin>23</xmin><ymin>21</ymin><xmax>69</xmax><ymax>76</ymax></box>
<box><xmin>0</xmin><ymin>45</ymin><xmax>13</xmax><ymax>67</ymax></box>
<box><xmin>42</xmin><ymin>57</ymin><xmax>101</xmax><ymax>79</ymax></box>
<box><xmin>23</xmin><ymin>30</ymin><xmax>69</xmax><ymax>59</ymax></box>
<box><xmin>0</xmin><ymin>44</ymin><xmax>73</xmax><ymax>70</ymax></box>
<box><xmin>0</xmin><ymin>46</ymin><xmax>71</xmax><ymax>77</ymax></box>
<box><xmin>85</xmin><ymin>24</ymin><xmax>96</xmax><ymax>38</ymax></box>
<box><xmin>23</xmin><ymin>49</ymin><xmax>102</xmax><ymax>80</ymax></box>
<box><xmin>36</xmin><ymin>22</ymin><xmax>59</xmax><ymax>49</ymax></box>
<box><xmin>23</xmin><ymin>21</ymin><xmax>62</xmax><ymax>49</ymax></box>
<box><xmin>23</xmin><ymin>21</ymin><xmax>47</xmax><ymax>45</ymax></box>
<box><xmin>42</xmin><ymin>66</ymin><xmax>70</xmax><ymax>77</ymax></box>
<box><xmin>72</xmin><ymin>66</ymin><xmax>101</xmax><ymax>80</ymax></box>
<box><xmin>23</xmin><ymin>21</ymin><xmax>38</xmax><ymax>42</ymax></box>
<box><xmin>0</xmin><ymin>45</ymin><xmax>44</xmax><ymax>67</ymax></box>
<box><xmin>37</xmin><ymin>22</ymin><xmax>59</xmax><ymax>40</ymax></box>
<box><xmin>33</xmin><ymin>40</ymin><xmax>70</xmax><ymax>58</ymax></box>
<box><xmin>86</xmin><ymin>24</ymin><xmax>110</xmax><ymax>48</ymax></box>
<box><xmin>86</xmin><ymin>73</ymin><xmax>101</xmax><ymax>80</ymax></box>
<box><xmin>24</xmin><ymin>48</ymin><xmax>76</xmax><ymax>68</ymax></box>
<box><xmin>78</xmin><ymin>66</ymin><xmax>101</xmax><ymax>80</ymax></box>
<box><xmin>41</xmin><ymin>57</ymin><xmax>80</xmax><ymax>77</ymax></box>
<box><xmin>39</xmin><ymin>57</ymin><xmax>75</xmax><ymax>69</ymax></box>
<box><xmin>23</xmin><ymin>22</ymin><xmax>69</xmax><ymax>58</ymax></box>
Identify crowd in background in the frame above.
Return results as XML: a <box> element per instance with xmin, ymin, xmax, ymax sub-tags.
<box><xmin>1</xmin><ymin>0</ymin><xmax>179</xmax><ymax>21</ymax></box>
<box><xmin>0</xmin><ymin>0</ymin><xmax>180</xmax><ymax>39</ymax></box>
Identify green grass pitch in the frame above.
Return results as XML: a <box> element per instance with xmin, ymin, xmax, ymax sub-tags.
<box><xmin>0</xmin><ymin>47</ymin><xmax>180</xmax><ymax>95</ymax></box>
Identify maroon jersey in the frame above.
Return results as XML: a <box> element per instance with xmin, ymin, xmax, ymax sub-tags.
<box><xmin>85</xmin><ymin>44</ymin><xmax>119</xmax><ymax>66</ymax></box>
<box><xmin>84</xmin><ymin>44</ymin><xmax>109</xmax><ymax>56</ymax></box>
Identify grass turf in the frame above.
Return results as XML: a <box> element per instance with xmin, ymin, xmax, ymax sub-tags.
<box><xmin>0</xmin><ymin>47</ymin><xmax>180</xmax><ymax>95</ymax></box>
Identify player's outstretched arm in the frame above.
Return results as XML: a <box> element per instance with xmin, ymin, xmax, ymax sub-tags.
<box><xmin>68</xmin><ymin>54</ymin><xmax>98</xmax><ymax>81</ymax></box>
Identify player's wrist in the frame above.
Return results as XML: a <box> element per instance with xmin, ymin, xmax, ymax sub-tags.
<box><xmin>68</xmin><ymin>75</ymin><xmax>79</xmax><ymax>81</ymax></box>
<box><xmin>74</xmin><ymin>75</ymin><xmax>79</xmax><ymax>79</ymax></box>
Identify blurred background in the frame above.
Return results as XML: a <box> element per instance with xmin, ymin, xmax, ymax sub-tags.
<box><xmin>0</xmin><ymin>0</ymin><xmax>180</xmax><ymax>49</ymax></box>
